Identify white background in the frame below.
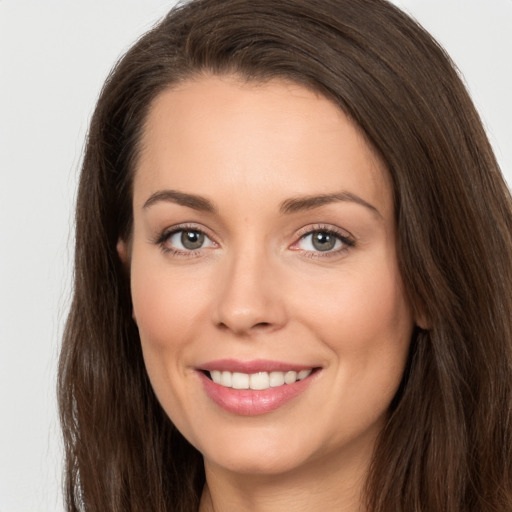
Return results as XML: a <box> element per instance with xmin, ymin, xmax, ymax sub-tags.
<box><xmin>0</xmin><ymin>1</ymin><xmax>510</xmax><ymax>510</ymax></box>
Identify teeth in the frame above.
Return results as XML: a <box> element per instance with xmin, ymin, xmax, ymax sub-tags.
<box><xmin>284</xmin><ymin>370</ymin><xmax>297</xmax><ymax>384</ymax></box>
<box><xmin>250</xmin><ymin>372</ymin><xmax>270</xmax><ymax>390</ymax></box>
<box><xmin>298</xmin><ymin>369</ymin><xmax>311</xmax><ymax>380</ymax></box>
<box><xmin>232</xmin><ymin>372</ymin><xmax>249</xmax><ymax>389</ymax></box>
<box><xmin>208</xmin><ymin>369</ymin><xmax>312</xmax><ymax>390</ymax></box>
<box><xmin>221</xmin><ymin>371</ymin><xmax>232</xmax><ymax>387</ymax></box>
<box><xmin>269</xmin><ymin>371</ymin><xmax>285</xmax><ymax>387</ymax></box>
<box><xmin>211</xmin><ymin>370</ymin><xmax>222</xmax><ymax>384</ymax></box>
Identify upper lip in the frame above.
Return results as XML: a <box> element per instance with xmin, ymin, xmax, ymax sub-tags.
<box><xmin>198</xmin><ymin>359</ymin><xmax>317</xmax><ymax>373</ymax></box>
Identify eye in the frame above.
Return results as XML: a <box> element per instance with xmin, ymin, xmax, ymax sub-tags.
<box><xmin>157</xmin><ymin>227</ymin><xmax>216</xmax><ymax>254</ymax></box>
<box><xmin>292</xmin><ymin>227</ymin><xmax>355</xmax><ymax>256</ymax></box>
<box><xmin>299</xmin><ymin>231</ymin><xmax>341</xmax><ymax>252</ymax></box>
<box><xmin>171</xmin><ymin>230</ymin><xmax>207</xmax><ymax>250</ymax></box>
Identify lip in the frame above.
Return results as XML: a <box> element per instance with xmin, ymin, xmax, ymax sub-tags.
<box><xmin>199</xmin><ymin>358</ymin><xmax>315</xmax><ymax>373</ymax></box>
<box><xmin>197</xmin><ymin>359</ymin><xmax>320</xmax><ymax>416</ymax></box>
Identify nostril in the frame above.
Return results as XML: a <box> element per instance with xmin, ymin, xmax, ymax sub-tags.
<box><xmin>215</xmin><ymin>320</ymin><xmax>274</xmax><ymax>334</ymax></box>
<box><xmin>254</xmin><ymin>322</ymin><xmax>271</xmax><ymax>328</ymax></box>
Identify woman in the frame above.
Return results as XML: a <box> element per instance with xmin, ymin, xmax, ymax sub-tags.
<box><xmin>58</xmin><ymin>0</ymin><xmax>512</xmax><ymax>510</ymax></box>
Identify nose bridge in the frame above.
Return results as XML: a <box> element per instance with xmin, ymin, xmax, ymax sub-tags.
<box><xmin>213</xmin><ymin>237</ymin><xmax>285</xmax><ymax>335</ymax></box>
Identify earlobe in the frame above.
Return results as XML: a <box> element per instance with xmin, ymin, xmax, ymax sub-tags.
<box><xmin>416</xmin><ymin>319</ymin><xmax>429</xmax><ymax>331</ymax></box>
<box><xmin>116</xmin><ymin>238</ymin><xmax>137</xmax><ymax>324</ymax></box>
<box><xmin>117</xmin><ymin>238</ymin><xmax>130</xmax><ymax>264</ymax></box>
<box><xmin>415</xmin><ymin>310</ymin><xmax>430</xmax><ymax>331</ymax></box>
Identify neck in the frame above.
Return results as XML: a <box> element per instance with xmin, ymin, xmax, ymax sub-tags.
<box><xmin>198</xmin><ymin>445</ymin><xmax>370</xmax><ymax>512</ymax></box>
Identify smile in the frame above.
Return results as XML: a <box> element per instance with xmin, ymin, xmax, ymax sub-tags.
<box><xmin>208</xmin><ymin>369</ymin><xmax>313</xmax><ymax>390</ymax></box>
<box><xmin>198</xmin><ymin>361</ymin><xmax>320</xmax><ymax>415</ymax></box>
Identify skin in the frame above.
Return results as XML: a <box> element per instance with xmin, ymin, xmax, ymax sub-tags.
<box><xmin>118</xmin><ymin>75</ymin><xmax>417</xmax><ymax>511</ymax></box>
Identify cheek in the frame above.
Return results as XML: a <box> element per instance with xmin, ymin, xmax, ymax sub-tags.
<box><xmin>307</xmin><ymin>271</ymin><xmax>412</xmax><ymax>424</ymax></box>
<box><xmin>130</xmin><ymin>257</ymin><xmax>209</xmax><ymax>350</ymax></box>
<box><xmin>296</xmin><ymin>255</ymin><xmax>413</xmax><ymax>393</ymax></box>
<box><xmin>303</xmin><ymin>268</ymin><xmax>411</xmax><ymax>343</ymax></box>
<box><xmin>128</xmin><ymin>256</ymin><xmax>210</xmax><ymax>427</ymax></box>
<box><xmin>343</xmin><ymin>277</ymin><xmax>411</xmax><ymax>346</ymax></box>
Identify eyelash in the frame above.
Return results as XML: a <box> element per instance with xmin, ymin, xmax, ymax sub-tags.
<box><xmin>292</xmin><ymin>224</ymin><xmax>355</xmax><ymax>259</ymax></box>
<box><xmin>154</xmin><ymin>223</ymin><xmax>355</xmax><ymax>259</ymax></box>
<box><xmin>155</xmin><ymin>223</ymin><xmax>216</xmax><ymax>257</ymax></box>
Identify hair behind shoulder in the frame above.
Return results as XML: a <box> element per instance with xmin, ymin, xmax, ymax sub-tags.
<box><xmin>59</xmin><ymin>1</ymin><xmax>512</xmax><ymax>510</ymax></box>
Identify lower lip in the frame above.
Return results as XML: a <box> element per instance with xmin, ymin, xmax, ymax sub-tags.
<box><xmin>198</xmin><ymin>371</ymin><xmax>317</xmax><ymax>416</ymax></box>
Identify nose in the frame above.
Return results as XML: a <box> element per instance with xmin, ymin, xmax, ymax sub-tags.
<box><xmin>212</xmin><ymin>247</ymin><xmax>287</xmax><ymax>336</ymax></box>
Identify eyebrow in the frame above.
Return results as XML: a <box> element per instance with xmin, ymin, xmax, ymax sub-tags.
<box><xmin>142</xmin><ymin>189</ymin><xmax>382</xmax><ymax>218</ymax></box>
<box><xmin>280</xmin><ymin>192</ymin><xmax>382</xmax><ymax>218</ymax></box>
<box><xmin>143</xmin><ymin>189</ymin><xmax>216</xmax><ymax>212</ymax></box>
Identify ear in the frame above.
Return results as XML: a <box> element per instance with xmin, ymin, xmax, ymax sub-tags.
<box><xmin>116</xmin><ymin>238</ymin><xmax>130</xmax><ymax>265</ymax></box>
<box><xmin>117</xmin><ymin>238</ymin><xmax>137</xmax><ymax>323</ymax></box>
<box><xmin>414</xmin><ymin>307</ymin><xmax>430</xmax><ymax>331</ymax></box>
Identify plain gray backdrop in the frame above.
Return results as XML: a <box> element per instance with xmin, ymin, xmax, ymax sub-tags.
<box><xmin>1</xmin><ymin>1</ymin><xmax>511</xmax><ymax>510</ymax></box>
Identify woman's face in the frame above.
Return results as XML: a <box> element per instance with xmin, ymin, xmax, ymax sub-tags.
<box><xmin>122</xmin><ymin>75</ymin><xmax>415</xmax><ymax>478</ymax></box>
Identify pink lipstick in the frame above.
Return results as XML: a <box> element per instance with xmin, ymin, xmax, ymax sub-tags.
<box><xmin>197</xmin><ymin>359</ymin><xmax>319</xmax><ymax>416</ymax></box>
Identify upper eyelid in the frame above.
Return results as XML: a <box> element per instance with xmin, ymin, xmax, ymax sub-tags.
<box><xmin>154</xmin><ymin>222</ymin><xmax>355</xmax><ymax>250</ymax></box>
<box><xmin>294</xmin><ymin>223</ymin><xmax>355</xmax><ymax>241</ymax></box>
<box><xmin>158</xmin><ymin>223</ymin><xmax>216</xmax><ymax>241</ymax></box>
<box><xmin>155</xmin><ymin>225</ymin><xmax>217</xmax><ymax>255</ymax></box>
<box><xmin>291</xmin><ymin>224</ymin><xmax>356</xmax><ymax>251</ymax></box>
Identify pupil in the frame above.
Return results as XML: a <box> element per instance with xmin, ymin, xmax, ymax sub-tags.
<box><xmin>312</xmin><ymin>232</ymin><xmax>335</xmax><ymax>251</ymax></box>
<box><xmin>181</xmin><ymin>230</ymin><xmax>204</xmax><ymax>250</ymax></box>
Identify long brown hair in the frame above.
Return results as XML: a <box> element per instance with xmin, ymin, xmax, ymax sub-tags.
<box><xmin>58</xmin><ymin>0</ymin><xmax>512</xmax><ymax>510</ymax></box>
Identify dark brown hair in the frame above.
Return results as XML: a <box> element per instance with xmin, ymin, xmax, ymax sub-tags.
<box><xmin>58</xmin><ymin>0</ymin><xmax>512</xmax><ymax>510</ymax></box>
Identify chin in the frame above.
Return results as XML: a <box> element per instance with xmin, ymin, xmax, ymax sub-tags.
<box><xmin>206</xmin><ymin>450</ymin><xmax>310</xmax><ymax>477</ymax></box>
<box><xmin>195</xmin><ymin>425</ymin><xmax>315</xmax><ymax>476</ymax></box>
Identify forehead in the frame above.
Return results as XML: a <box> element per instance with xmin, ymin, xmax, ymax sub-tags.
<box><xmin>134</xmin><ymin>75</ymin><xmax>391</xmax><ymax>217</ymax></box>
